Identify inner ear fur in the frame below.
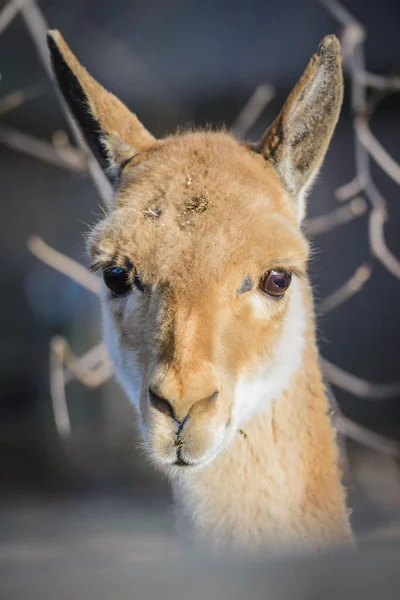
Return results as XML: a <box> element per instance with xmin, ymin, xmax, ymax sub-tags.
<box><xmin>47</xmin><ymin>30</ymin><xmax>156</xmax><ymax>184</ymax></box>
<box><xmin>255</xmin><ymin>35</ymin><xmax>344</xmax><ymax>220</ymax></box>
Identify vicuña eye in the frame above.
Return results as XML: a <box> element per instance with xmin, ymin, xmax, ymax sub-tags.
<box><xmin>103</xmin><ymin>266</ymin><xmax>131</xmax><ymax>296</ymax></box>
<box><xmin>259</xmin><ymin>270</ymin><xmax>292</xmax><ymax>298</ymax></box>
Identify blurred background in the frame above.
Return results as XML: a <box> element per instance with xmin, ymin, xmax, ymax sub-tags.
<box><xmin>1</xmin><ymin>0</ymin><xmax>400</xmax><ymax>594</ymax></box>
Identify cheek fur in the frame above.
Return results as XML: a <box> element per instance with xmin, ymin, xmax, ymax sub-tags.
<box><xmin>101</xmin><ymin>295</ymin><xmax>144</xmax><ymax>412</ymax></box>
<box><xmin>231</xmin><ymin>277</ymin><xmax>306</xmax><ymax>427</ymax></box>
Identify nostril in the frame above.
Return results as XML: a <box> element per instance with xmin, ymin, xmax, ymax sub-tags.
<box><xmin>148</xmin><ymin>389</ymin><xmax>174</xmax><ymax>419</ymax></box>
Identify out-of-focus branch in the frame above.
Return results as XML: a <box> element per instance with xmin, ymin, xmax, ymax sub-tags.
<box><xmin>335</xmin><ymin>413</ymin><xmax>400</xmax><ymax>458</ymax></box>
<box><xmin>328</xmin><ymin>386</ymin><xmax>400</xmax><ymax>462</ymax></box>
<box><xmin>321</xmin><ymin>0</ymin><xmax>400</xmax><ymax>284</ymax></box>
<box><xmin>20</xmin><ymin>0</ymin><xmax>113</xmax><ymax>206</ymax></box>
<box><xmin>335</xmin><ymin>176</ymin><xmax>365</xmax><ymax>202</ymax></box>
<box><xmin>0</xmin><ymin>125</ymin><xmax>87</xmax><ymax>172</ymax></box>
<box><xmin>63</xmin><ymin>342</ymin><xmax>112</xmax><ymax>386</ymax></box>
<box><xmin>322</xmin><ymin>358</ymin><xmax>400</xmax><ymax>400</ymax></box>
<box><xmin>359</xmin><ymin>71</ymin><xmax>400</xmax><ymax>91</ymax></box>
<box><xmin>0</xmin><ymin>0</ymin><xmax>29</xmax><ymax>35</ymax></box>
<box><xmin>231</xmin><ymin>84</ymin><xmax>275</xmax><ymax>139</ymax></box>
<box><xmin>319</xmin><ymin>0</ymin><xmax>361</xmax><ymax>27</ymax></box>
<box><xmin>355</xmin><ymin>115</ymin><xmax>400</xmax><ymax>186</ymax></box>
<box><xmin>50</xmin><ymin>336</ymin><xmax>113</xmax><ymax>436</ymax></box>
<box><xmin>304</xmin><ymin>197</ymin><xmax>367</xmax><ymax>235</ymax></box>
<box><xmin>369</xmin><ymin>209</ymin><xmax>400</xmax><ymax>279</ymax></box>
<box><xmin>0</xmin><ymin>85</ymin><xmax>44</xmax><ymax>116</ymax></box>
<box><xmin>50</xmin><ymin>336</ymin><xmax>71</xmax><ymax>436</ymax></box>
<box><xmin>28</xmin><ymin>236</ymin><xmax>112</xmax><ymax>437</ymax></box>
<box><xmin>317</xmin><ymin>263</ymin><xmax>372</xmax><ymax>315</ymax></box>
<box><xmin>28</xmin><ymin>236</ymin><xmax>101</xmax><ymax>295</ymax></box>
<box><xmin>54</xmin><ymin>337</ymin><xmax>112</xmax><ymax>389</ymax></box>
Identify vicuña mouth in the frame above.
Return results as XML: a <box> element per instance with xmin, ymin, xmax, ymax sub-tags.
<box><xmin>173</xmin><ymin>447</ymin><xmax>191</xmax><ymax>467</ymax></box>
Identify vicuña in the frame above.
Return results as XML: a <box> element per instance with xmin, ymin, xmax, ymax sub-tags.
<box><xmin>48</xmin><ymin>30</ymin><xmax>353</xmax><ymax>553</ymax></box>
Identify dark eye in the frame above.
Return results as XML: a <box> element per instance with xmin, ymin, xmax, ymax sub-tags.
<box><xmin>259</xmin><ymin>270</ymin><xmax>292</xmax><ymax>298</ymax></box>
<box><xmin>103</xmin><ymin>266</ymin><xmax>131</xmax><ymax>296</ymax></box>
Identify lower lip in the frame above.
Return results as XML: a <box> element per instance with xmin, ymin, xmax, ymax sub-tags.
<box><xmin>173</xmin><ymin>457</ymin><xmax>191</xmax><ymax>467</ymax></box>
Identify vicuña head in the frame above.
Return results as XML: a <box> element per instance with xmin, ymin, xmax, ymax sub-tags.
<box><xmin>48</xmin><ymin>31</ymin><xmax>353</xmax><ymax>552</ymax></box>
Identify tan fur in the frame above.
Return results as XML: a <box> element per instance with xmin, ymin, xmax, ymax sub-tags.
<box><xmin>47</xmin><ymin>30</ymin><xmax>155</xmax><ymax>173</ymax></box>
<box><xmin>48</xmin><ymin>32</ymin><xmax>353</xmax><ymax>554</ymax></box>
<box><xmin>256</xmin><ymin>35</ymin><xmax>343</xmax><ymax>220</ymax></box>
<box><xmin>174</xmin><ymin>288</ymin><xmax>352</xmax><ymax>553</ymax></box>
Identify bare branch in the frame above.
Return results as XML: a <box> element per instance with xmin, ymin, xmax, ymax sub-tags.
<box><xmin>0</xmin><ymin>85</ymin><xmax>43</xmax><ymax>116</ymax></box>
<box><xmin>50</xmin><ymin>336</ymin><xmax>113</xmax><ymax>437</ymax></box>
<box><xmin>0</xmin><ymin>125</ymin><xmax>87</xmax><ymax>172</ymax></box>
<box><xmin>320</xmin><ymin>0</ymin><xmax>400</xmax><ymax>285</ymax></box>
<box><xmin>322</xmin><ymin>358</ymin><xmax>400</xmax><ymax>399</ymax></box>
<box><xmin>369</xmin><ymin>209</ymin><xmax>400</xmax><ymax>279</ymax></box>
<box><xmin>20</xmin><ymin>0</ymin><xmax>113</xmax><ymax>206</ymax></box>
<box><xmin>27</xmin><ymin>236</ymin><xmax>101</xmax><ymax>295</ymax></box>
<box><xmin>359</xmin><ymin>71</ymin><xmax>400</xmax><ymax>92</ymax></box>
<box><xmin>55</xmin><ymin>337</ymin><xmax>112</xmax><ymax>388</ymax></box>
<box><xmin>231</xmin><ymin>84</ymin><xmax>275</xmax><ymax>139</ymax></box>
<box><xmin>335</xmin><ymin>413</ymin><xmax>400</xmax><ymax>458</ymax></box>
<box><xmin>50</xmin><ymin>336</ymin><xmax>71</xmax><ymax>436</ymax></box>
<box><xmin>335</xmin><ymin>176</ymin><xmax>365</xmax><ymax>202</ymax></box>
<box><xmin>63</xmin><ymin>342</ymin><xmax>112</xmax><ymax>386</ymax></box>
<box><xmin>355</xmin><ymin>115</ymin><xmax>400</xmax><ymax>186</ymax></box>
<box><xmin>319</xmin><ymin>0</ymin><xmax>362</xmax><ymax>28</ymax></box>
<box><xmin>0</xmin><ymin>0</ymin><xmax>29</xmax><ymax>36</ymax></box>
<box><xmin>304</xmin><ymin>197</ymin><xmax>367</xmax><ymax>235</ymax></box>
<box><xmin>317</xmin><ymin>263</ymin><xmax>373</xmax><ymax>315</ymax></box>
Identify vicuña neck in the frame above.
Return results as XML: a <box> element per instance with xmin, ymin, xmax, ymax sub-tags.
<box><xmin>172</xmin><ymin>282</ymin><xmax>352</xmax><ymax>554</ymax></box>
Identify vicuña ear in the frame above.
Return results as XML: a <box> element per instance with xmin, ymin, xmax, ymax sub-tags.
<box><xmin>255</xmin><ymin>35</ymin><xmax>343</xmax><ymax>221</ymax></box>
<box><xmin>47</xmin><ymin>30</ymin><xmax>156</xmax><ymax>184</ymax></box>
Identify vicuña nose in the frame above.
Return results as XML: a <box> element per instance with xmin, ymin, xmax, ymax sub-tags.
<box><xmin>148</xmin><ymin>388</ymin><xmax>219</xmax><ymax>423</ymax></box>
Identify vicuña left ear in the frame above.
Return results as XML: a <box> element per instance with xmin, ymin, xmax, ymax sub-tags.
<box><xmin>47</xmin><ymin>30</ymin><xmax>156</xmax><ymax>185</ymax></box>
<box><xmin>255</xmin><ymin>35</ymin><xmax>343</xmax><ymax>221</ymax></box>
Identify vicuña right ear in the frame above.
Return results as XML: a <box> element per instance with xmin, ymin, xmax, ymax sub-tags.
<box><xmin>254</xmin><ymin>35</ymin><xmax>343</xmax><ymax>222</ymax></box>
<box><xmin>47</xmin><ymin>30</ymin><xmax>156</xmax><ymax>184</ymax></box>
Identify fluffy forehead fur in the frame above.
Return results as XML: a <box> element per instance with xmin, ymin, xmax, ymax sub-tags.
<box><xmin>88</xmin><ymin>131</ymin><xmax>308</xmax><ymax>289</ymax></box>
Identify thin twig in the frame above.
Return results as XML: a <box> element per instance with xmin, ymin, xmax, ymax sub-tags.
<box><xmin>328</xmin><ymin>386</ymin><xmax>400</xmax><ymax>460</ymax></box>
<box><xmin>359</xmin><ymin>71</ymin><xmax>400</xmax><ymax>91</ymax></box>
<box><xmin>0</xmin><ymin>0</ymin><xmax>29</xmax><ymax>36</ymax></box>
<box><xmin>50</xmin><ymin>336</ymin><xmax>71</xmax><ymax>436</ymax></box>
<box><xmin>63</xmin><ymin>342</ymin><xmax>112</xmax><ymax>386</ymax></box>
<box><xmin>20</xmin><ymin>0</ymin><xmax>113</xmax><ymax>206</ymax></box>
<box><xmin>55</xmin><ymin>337</ymin><xmax>113</xmax><ymax>388</ymax></box>
<box><xmin>335</xmin><ymin>176</ymin><xmax>365</xmax><ymax>202</ymax></box>
<box><xmin>231</xmin><ymin>84</ymin><xmax>275</xmax><ymax>139</ymax></box>
<box><xmin>317</xmin><ymin>263</ymin><xmax>373</xmax><ymax>315</ymax></box>
<box><xmin>27</xmin><ymin>236</ymin><xmax>101</xmax><ymax>295</ymax></box>
<box><xmin>304</xmin><ymin>197</ymin><xmax>367</xmax><ymax>235</ymax></box>
<box><xmin>319</xmin><ymin>0</ymin><xmax>361</xmax><ymax>27</ymax></box>
<box><xmin>50</xmin><ymin>336</ymin><xmax>113</xmax><ymax>436</ymax></box>
<box><xmin>0</xmin><ymin>125</ymin><xmax>87</xmax><ymax>172</ymax></box>
<box><xmin>335</xmin><ymin>413</ymin><xmax>400</xmax><ymax>458</ymax></box>
<box><xmin>369</xmin><ymin>209</ymin><xmax>400</xmax><ymax>279</ymax></box>
<box><xmin>0</xmin><ymin>85</ymin><xmax>44</xmax><ymax>116</ymax></box>
<box><xmin>355</xmin><ymin>115</ymin><xmax>400</xmax><ymax>186</ymax></box>
<box><xmin>322</xmin><ymin>358</ymin><xmax>400</xmax><ymax>399</ymax></box>
<box><xmin>322</xmin><ymin>0</ymin><xmax>400</xmax><ymax>283</ymax></box>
